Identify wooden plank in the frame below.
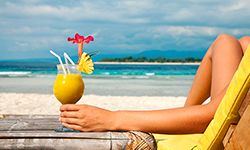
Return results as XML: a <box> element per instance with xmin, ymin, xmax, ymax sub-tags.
<box><xmin>225</xmin><ymin>132</ymin><xmax>241</xmax><ymax>150</ymax></box>
<box><xmin>0</xmin><ymin>119</ymin><xmax>60</xmax><ymax>131</ymax></box>
<box><xmin>231</xmin><ymin>105</ymin><xmax>250</xmax><ymax>150</ymax></box>
<box><xmin>0</xmin><ymin>138</ymin><xmax>113</xmax><ymax>150</ymax></box>
<box><xmin>111</xmin><ymin>132</ymin><xmax>129</xmax><ymax>139</ymax></box>
<box><xmin>224</xmin><ymin>142</ymin><xmax>234</xmax><ymax>150</ymax></box>
<box><xmin>0</xmin><ymin>115</ymin><xmax>159</xmax><ymax>149</ymax></box>
<box><xmin>0</xmin><ymin>131</ymin><xmax>131</xmax><ymax>140</ymax></box>
<box><xmin>0</xmin><ymin>131</ymin><xmax>112</xmax><ymax>139</ymax></box>
<box><xmin>0</xmin><ymin>115</ymin><xmax>131</xmax><ymax>149</ymax></box>
<box><xmin>225</xmin><ymin>105</ymin><xmax>250</xmax><ymax>150</ymax></box>
<box><xmin>0</xmin><ymin>131</ymin><xmax>130</xmax><ymax>150</ymax></box>
<box><xmin>222</xmin><ymin>125</ymin><xmax>236</xmax><ymax>147</ymax></box>
<box><xmin>0</xmin><ymin>114</ymin><xmax>58</xmax><ymax>119</ymax></box>
<box><xmin>238</xmin><ymin>90</ymin><xmax>250</xmax><ymax>117</ymax></box>
<box><xmin>225</xmin><ymin>133</ymin><xmax>241</xmax><ymax>150</ymax></box>
<box><xmin>0</xmin><ymin>115</ymin><xmax>61</xmax><ymax>131</ymax></box>
<box><xmin>224</xmin><ymin>89</ymin><xmax>250</xmax><ymax>149</ymax></box>
<box><xmin>111</xmin><ymin>132</ymin><xmax>131</xmax><ymax>150</ymax></box>
<box><xmin>0</xmin><ymin>114</ymin><xmax>130</xmax><ymax>139</ymax></box>
<box><xmin>0</xmin><ymin>123</ymin><xmax>59</xmax><ymax>131</ymax></box>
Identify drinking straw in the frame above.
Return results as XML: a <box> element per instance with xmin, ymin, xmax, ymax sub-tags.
<box><xmin>64</xmin><ymin>54</ymin><xmax>70</xmax><ymax>74</ymax></box>
<box><xmin>50</xmin><ymin>50</ymin><xmax>66</xmax><ymax>74</ymax></box>
<box><xmin>63</xmin><ymin>52</ymin><xmax>75</xmax><ymax>65</ymax></box>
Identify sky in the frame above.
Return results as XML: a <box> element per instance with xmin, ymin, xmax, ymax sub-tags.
<box><xmin>0</xmin><ymin>0</ymin><xmax>250</xmax><ymax>60</ymax></box>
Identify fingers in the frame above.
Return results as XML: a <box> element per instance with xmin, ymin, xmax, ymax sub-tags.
<box><xmin>60</xmin><ymin>117</ymin><xmax>89</xmax><ymax>131</ymax></box>
<box><xmin>60</xmin><ymin>111</ymin><xmax>79</xmax><ymax>118</ymax></box>
<box><xmin>60</xmin><ymin>117</ymin><xmax>79</xmax><ymax>125</ymax></box>
<box><xmin>60</xmin><ymin>104</ymin><xmax>81</xmax><ymax>111</ymax></box>
<box><xmin>62</xmin><ymin>122</ymin><xmax>84</xmax><ymax>131</ymax></box>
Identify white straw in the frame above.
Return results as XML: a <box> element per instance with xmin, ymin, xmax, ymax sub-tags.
<box><xmin>63</xmin><ymin>52</ymin><xmax>75</xmax><ymax>65</ymax></box>
<box><xmin>64</xmin><ymin>55</ymin><xmax>70</xmax><ymax>74</ymax></box>
<box><xmin>50</xmin><ymin>50</ymin><xmax>66</xmax><ymax>74</ymax></box>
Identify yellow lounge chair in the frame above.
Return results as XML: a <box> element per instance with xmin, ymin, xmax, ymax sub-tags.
<box><xmin>153</xmin><ymin>45</ymin><xmax>250</xmax><ymax>150</ymax></box>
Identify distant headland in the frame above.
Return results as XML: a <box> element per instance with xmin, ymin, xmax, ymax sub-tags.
<box><xmin>98</xmin><ymin>56</ymin><xmax>201</xmax><ymax>63</ymax></box>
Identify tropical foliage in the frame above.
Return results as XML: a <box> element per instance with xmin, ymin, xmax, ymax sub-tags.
<box><xmin>100</xmin><ymin>56</ymin><xmax>201</xmax><ymax>63</ymax></box>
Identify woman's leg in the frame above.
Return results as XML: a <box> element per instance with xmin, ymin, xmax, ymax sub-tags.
<box><xmin>239</xmin><ymin>36</ymin><xmax>250</xmax><ymax>53</ymax></box>
<box><xmin>210</xmin><ymin>34</ymin><xmax>243</xmax><ymax>98</ymax></box>
<box><xmin>185</xmin><ymin>34</ymin><xmax>243</xmax><ymax>106</ymax></box>
<box><xmin>184</xmin><ymin>45</ymin><xmax>212</xmax><ymax>106</ymax></box>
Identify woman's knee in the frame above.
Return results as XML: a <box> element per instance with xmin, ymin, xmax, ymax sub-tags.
<box><xmin>211</xmin><ymin>33</ymin><xmax>241</xmax><ymax>55</ymax></box>
<box><xmin>215</xmin><ymin>34</ymin><xmax>238</xmax><ymax>44</ymax></box>
<box><xmin>206</xmin><ymin>34</ymin><xmax>235</xmax><ymax>58</ymax></box>
<box><xmin>239</xmin><ymin>36</ymin><xmax>250</xmax><ymax>53</ymax></box>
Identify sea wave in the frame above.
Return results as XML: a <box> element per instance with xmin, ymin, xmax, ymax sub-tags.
<box><xmin>0</xmin><ymin>63</ymin><xmax>198</xmax><ymax>79</ymax></box>
<box><xmin>101</xmin><ymin>72</ymin><xmax>110</xmax><ymax>75</ymax></box>
<box><xmin>145</xmin><ymin>72</ymin><xmax>155</xmax><ymax>76</ymax></box>
<box><xmin>0</xmin><ymin>71</ymin><xmax>32</xmax><ymax>77</ymax></box>
<box><xmin>120</xmin><ymin>75</ymin><xmax>149</xmax><ymax>79</ymax></box>
<box><xmin>33</xmin><ymin>74</ymin><xmax>56</xmax><ymax>78</ymax></box>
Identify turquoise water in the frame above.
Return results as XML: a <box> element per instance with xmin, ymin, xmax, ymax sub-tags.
<box><xmin>0</xmin><ymin>62</ymin><xmax>198</xmax><ymax>78</ymax></box>
<box><xmin>0</xmin><ymin>62</ymin><xmax>198</xmax><ymax>96</ymax></box>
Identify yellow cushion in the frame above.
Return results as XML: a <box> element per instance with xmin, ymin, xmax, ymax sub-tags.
<box><xmin>154</xmin><ymin>133</ymin><xmax>202</xmax><ymax>150</ymax></box>
<box><xmin>153</xmin><ymin>45</ymin><xmax>250</xmax><ymax>150</ymax></box>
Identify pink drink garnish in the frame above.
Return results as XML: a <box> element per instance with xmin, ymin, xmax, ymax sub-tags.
<box><xmin>68</xmin><ymin>33</ymin><xmax>94</xmax><ymax>58</ymax></box>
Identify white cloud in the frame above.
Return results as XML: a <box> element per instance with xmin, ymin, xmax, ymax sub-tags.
<box><xmin>15</xmin><ymin>41</ymin><xmax>28</xmax><ymax>47</ymax></box>
<box><xmin>0</xmin><ymin>0</ymin><xmax>250</xmax><ymax>59</ymax></box>
<box><xmin>153</xmin><ymin>26</ymin><xmax>219</xmax><ymax>37</ymax></box>
<box><xmin>220</xmin><ymin>0</ymin><xmax>249</xmax><ymax>12</ymax></box>
<box><xmin>1</xmin><ymin>1</ymin><xmax>152</xmax><ymax>24</ymax></box>
<box><xmin>8</xmin><ymin>26</ymin><xmax>33</xmax><ymax>34</ymax></box>
<box><xmin>153</xmin><ymin>26</ymin><xmax>250</xmax><ymax>37</ymax></box>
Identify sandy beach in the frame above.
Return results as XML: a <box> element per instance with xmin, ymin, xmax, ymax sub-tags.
<box><xmin>0</xmin><ymin>63</ymin><xmax>195</xmax><ymax>115</ymax></box>
<box><xmin>0</xmin><ymin>76</ymin><xmax>193</xmax><ymax>96</ymax></box>
<box><xmin>0</xmin><ymin>93</ymin><xmax>186</xmax><ymax>115</ymax></box>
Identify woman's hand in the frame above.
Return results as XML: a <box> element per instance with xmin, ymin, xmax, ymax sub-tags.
<box><xmin>59</xmin><ymin>104</ymin><xmax>116</xmax><ymax>132</ymax></box>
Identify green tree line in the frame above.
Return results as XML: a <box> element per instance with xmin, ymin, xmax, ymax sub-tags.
<box><xmin>100</xmin><ymin>56</ymin><xmax>201</xmax><ymax>63</ymax></box>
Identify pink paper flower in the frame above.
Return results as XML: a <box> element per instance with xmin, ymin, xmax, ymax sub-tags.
<box><xmin>68</xmin><ymin>33</ymin><xmax>94</xmax><ymax>58</ymax></box>
<box><xmin>68</xmin><ymin>33</ymin><xmax>94</xmax><ymax>44</ymax></box>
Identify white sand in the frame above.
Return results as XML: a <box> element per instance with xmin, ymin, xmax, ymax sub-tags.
<box><xmin>0</xmin><ymin>93</ymin><xmax>186</xmax><ymax>115</ymax></box>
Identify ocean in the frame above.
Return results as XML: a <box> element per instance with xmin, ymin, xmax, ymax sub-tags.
<box><xmin>0</xmin><ymin>62</ymin><xmax>198</xmax><ymax>77</ymax></box>
<box><xmin>0</xmin><ymin>62</ymin><xmax>198</xmax><ymax>96</ymax></box>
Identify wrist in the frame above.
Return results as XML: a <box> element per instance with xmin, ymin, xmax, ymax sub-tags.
<box><xmin>107</xmin><ymin>110</ymin><xmax>123</xmax><ymax>131</ymax></box>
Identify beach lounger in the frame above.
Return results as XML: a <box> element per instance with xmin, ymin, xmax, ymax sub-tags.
<box><xmin>153</xmin><ymin>45</ymin><xmax>250</xmax><ymax>150</ymax></box>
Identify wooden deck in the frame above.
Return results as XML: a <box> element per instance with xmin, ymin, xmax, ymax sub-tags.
<box><xmin>223</xmin><ymin>90</ymin><xmax>250</xmax><ymax>150</ymax></box>
<box><xmin>0</xmin><ymin>115</ymin><xmax>131</xmax><ymax>150</ymax></box>
<box><xmin>224</xmin><ymin>105</ymin><xmax>250</xmax><ymax>150</ymax></box>
<box><xmin>1</xmin><ymin>90</ymin><xmax>249</xmax><ymax>150</ymax></box>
